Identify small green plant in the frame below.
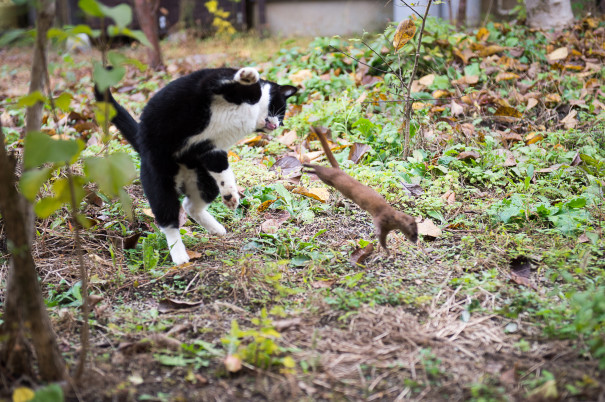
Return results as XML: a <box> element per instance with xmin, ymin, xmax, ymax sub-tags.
<box><xmin>221</xmin><ymin>308</ymin><xmax>294</xmax><ymax>370</ymax></box>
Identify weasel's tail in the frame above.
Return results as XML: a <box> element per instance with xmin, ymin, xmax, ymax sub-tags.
<box><xmin>94</xmin><ymin>85</ymin><xmax>141</xmax><ymax>153</ymax></box>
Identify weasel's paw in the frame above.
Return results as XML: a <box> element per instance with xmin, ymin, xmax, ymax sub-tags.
<box><xmin>235</xmin><ymin>67</ymin><xmax>259</xmax><ymax>85</ymax></box>
<box><xmin>222</xmin><ymin>191</ymin><xmax>240</xmax><ymax>210</ymax></box>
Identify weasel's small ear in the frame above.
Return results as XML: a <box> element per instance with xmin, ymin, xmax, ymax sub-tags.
<box><xmin>280</xmin><ymin>85</ymin><xmax>297</xmax><ymax>99</ymax></box>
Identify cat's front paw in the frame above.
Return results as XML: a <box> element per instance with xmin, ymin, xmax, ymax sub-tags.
<box><xmin>222</xmin><ymin>191</ymin><xmax>240</xmax><ymax>210</ymax></box>
<box><xmin>235</xmin><ymin>67</ymin><xmax>259</xmax><ymax>85</ymax></box>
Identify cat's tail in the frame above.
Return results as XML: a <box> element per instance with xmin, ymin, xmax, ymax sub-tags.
<box><xmin>94</xmin><ymin>83</ymin><xmax>141</xmax><ymax>153</ymax></box>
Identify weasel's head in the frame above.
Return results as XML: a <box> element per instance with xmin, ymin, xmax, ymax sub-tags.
<box><xmin>257</xmin><ymin>82</ymin><xmax>297</xmax><ymax>132</ymax></box>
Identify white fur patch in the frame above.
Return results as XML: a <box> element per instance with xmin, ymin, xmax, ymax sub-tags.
<box><xmin>209</xmin><ymin>167</ymin><xmax>239</xmax><ymax>209</ymax></box>
<box><xmin>179</xmin><ymin>83</ymin><xmax>273</xmax><ymax>153</ymax></box>
<box><xmin>161</xmin><ymin>226</ymin><xmax>189</xmax><ymax>265</ymax></box>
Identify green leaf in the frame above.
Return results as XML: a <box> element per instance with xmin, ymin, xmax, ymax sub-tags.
<box><xmin>78</xmin><ymin>0</ymin><xmax>104</xmax><ymax>17</ymax></box>
<box><xmin>566</xmin><ymin>197</ymin><xmax>586</xmax><ymax>209</ymax></box>
<box><xmin>46</xmin><ymin>27</ymin><xmax>68</xmax><ymax>41</ymax></box>
<box><xmin>0</xmin><ymin>28</ymin><xmax>27</xmax><ymax>47</ymax></box>
<box><xmin>31</xmin><ymin>383</ymin><xmax>63</xmax><ymax>402</ymax></box>
<box><xmin>19</xmin><ymin>167</ymin><xmax>53</xmax><ymax>201</ymax></box>
<box><xmin>99</xmin><ymin>3</ymin><xmax>132</xmax><ymax>30</ymax></box>
<box><xmin>119</xmin><ymin>188</ymin><xmax>133</xmax><ymax>220</ymax></box>
<box><xmin>120</xmin><ymin>27</ymin><xmax>153</xmax><ymax>48</ymax></box>
<box><xmin>83</xmin><ymin>153</ymin><xmax>137</xmax><ymax>197</ymax></box>
<box><xmin>55</xmin><ymin>93</ymin><xmax>72</xmax><ymax>112</ymax></box>
<box><xmin>18</xmin><ymin>91</ymin><xmax>47</xmax><ymax>108</ymax></box>
<box><xmin>23</xmin><ymin>131</ymin><xmax>84</xmax><ymax>169</ymax></box>
<box><xmin>93</xmin><ymin>61</ymin><xmax>125</xmax><ymax>93</ymax></box>
<box><xmin>94</xmin><ymin>101</ymin><xmax>117</xmax><ymax>127</ymax></box>
<box><xmin>34</xmin><ymin>197</ymin><xmax>63</xmax><ymax>218</ymax></box>
<box><xmin>51</xmin><ymin>177</ymin><xmax>87</xmax><ymax>205</ymax></box>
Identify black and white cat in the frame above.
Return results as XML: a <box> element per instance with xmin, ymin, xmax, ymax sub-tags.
<box><xmin>95</xmin><ymin>67</ymin><xmax>297</xmax><ymax>265</ymax></box>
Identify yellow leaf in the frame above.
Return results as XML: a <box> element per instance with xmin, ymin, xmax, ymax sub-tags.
<box><xmin>412</xmin><ymin>102</ymin><xmax>427</xmax><ymax>110</ymax></box>
<box><xmin>292</xmin><ymin>187</ymin><xmax>330</xmax><ymax>203</ymax></box>
<box><xmin>544</xmin><ymin>93</ymin><xmax>562</xmax><ymax>104</ymax></box>
<box><xmin>478</xmin><ymin>45</ymin><xmax>505</xmax><ymax>57</ymax></box>
<box><xmin>393</xmin><ymin>19</ymin><xmax>416</xmax><ymax>50</ymax></box>
<box><xmin>546</xmin><ymin>47</ymin><xmax>568</xmax><ymax>62</ymax></box>
<box><xmin>495</xmin><ymin>72</ymin><xmax>520</xmax><ymax>82</ymax></box>
<box><xmin>12</xmin><ymin>387</ymin><xmax>35</xmax><ymax>402</ymax></box>
<box><xmin>476</xmin><ymin>27</ymin><xmax>490</xmax><ymax>42</ymax></box>
<box><xmin>494</xmin><ymin>106</ymin><xmax>522</xmax><ymax>118</ymax></box>
<box><xmin>282</xmin><ymin>355</ymin><xmax>296</xmax><ymax>368</ymax></box>
<box><xmin>525</xmin><ymin>132</ymin><xmax>544</xmax><ymax>144</ymax></box>
<box><xmin>142</xmin><ymin>208</ymin><xmax>155</xmax><ymax>218</ymax></box>
<box><xmin>288</xmin><ymin>69</ymin><xmax>313</xmax><ymax>86</ymax></box>
<box><xmin>258</xmin><ymin>199</ymin><xmax>277</xmax><ymax>212</ymax></box>
<box><xmin>227</xmin><ymin>151</ymin><xmax>240</xmax><ymax>161</ymax></box>
<box><xmin>432</xmin><ymin>89</ymin><xmax>450</xmax><ymax>99</ymax></box>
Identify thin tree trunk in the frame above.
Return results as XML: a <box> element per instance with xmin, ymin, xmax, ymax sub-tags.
<box><xmin>133</xmin><ymin>0</ymin><xmax>164</xmax><ymax>70</ymax></box>
<box><xmin>457</xmin><ymin>0</ymin><xmax>467</xmax><ymax>27</ymax></box>
<box><xmin>25</xmin><ymin>0</ymin><xmax>55</xmax><ymax>136</ymax></box>
<box><xmin>0</xmin><ymin>122</ymin><xmax>67</xmax><ymax>382</ymax></box>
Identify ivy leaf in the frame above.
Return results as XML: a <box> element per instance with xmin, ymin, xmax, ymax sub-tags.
<box><xmin>93</xmin><ymin>61</ymin><xmax>125</xmax><ymax>93</ymax></box>
<box><xmin>99</xmin><ymin>3</ymin><xmax>132</xmax><ymax>30</ymax></box>
<box><xmin>23</xmin><ymin>131</ymin><xmax>84</xmax><ymax>169</ymax></box>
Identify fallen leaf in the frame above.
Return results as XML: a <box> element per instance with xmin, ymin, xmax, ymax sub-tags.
<box><xmin>418</xmin><ymin>73</ymin><xmax>435</xmax><ymax>86</ymax></box>
<box><xmin>560</xmin><ymin>110</ymin><xmax>578</xmax><ymax>129</ymax></box>
<box><xmin>277</xmin><ymin>130</ymin><xmax>298</xmax><ymax>147</ymax></box>
<box><xmin>270</xmin><ymin>156</ymin><xmax>302</xmax><ymax>176</ymax></box>
<box><xmin>577</xmin><ymin>233</ymin><xmax>590</xmax><ymax>244</ymax></box>
<box><xmin>142</xmin><ymin>208</ymin><xmax>155</xmax><ymax>218</ymax></box>
<box><xmin>526</xmin><ymin>98</ymin><xmax>539</xmax><ymax>110</ymax></box>
<box><xmin>527</xmin><ymin>379</ymin><xmax>558</xmax><ymax>401</ymax></box>
<box><xmin>311</xmin><ymin>280</ymin><xmax>334</xmax><ymax>289</ymax></box>
<box><xmin>258</xmin><ymin>199</ymin><xmax>277</xmax><ymax>212</ymax></box>
<box><xmin>401</xmin><ymin>182</ymin><xmax>424</xmax><ymax>197</ymax></box>
<box><xmin>186</xmin><ymin>250</ymin><xmax>202</xmax><ymax>260</ymax></box>
<box><xmin>495</xmin><ymin>72</ymin><xmax>520</xmax><ymax>82</ymax></box>
<box><xmin>292</xmin><ymin>187</ymin><xmax>330</xmax><ymax>203</ymax></box>
<box><xmin>450</xmin><ymin>100</ymin><xmax>464</xmax><ymax>116</ymax></box>
<box><xmin>350</xmin><ymin>243</ymin><xmax>374</xmax><ymax>267</ymax></box>
<box><xmin>476</xmin><ymin>27</ymin><xmax>490</xmax><ymax>42</ymax></box>
<box><xmin>158</xmin><ymin>299</ymin><xmax>203</xmax><ymax>313</ymax></box>
<box><xmin>525</xmin><ymin>132</ymin><xmax>544</xmax><ymax>145</ymax></box>
<box><xmin>260</xmin><ymin>210</ymin><xmax>290</xmax><ymax>234</ymax></box>
<box><xmin>123</xmin><ymin>232</ymin><xmax>142</xmax><ymax>249</ymax></box>
<box><xmin>546</xmin><ymin>47</ymin><xmax>568</xmax><ymax>62</ymax></box>
<box><xmin>457</xmin><ymin>151</ymin><xmax>481</xmax><ymax>160</ymax></box>
<box><xmin>393</xmin><ymin>18</ymin><xmax>416</xmax><ymax>50</ymax></box>
<box><xmin>289</xmin><ymin>69</ymin><xmax>313</xmax><ymax>86</ymax></box>
<box><xmin>273</xmin><ymin>318</ymin><xmax>302</xmax><ymax>332</ymax></box>
<box><xmin>348</xmin><ymin>143</ymin><xmax>372</xmax><ymax>164</ymax></box>
<box><xmin>478</xmin><ymin>45</ymin><xmax>506</xmax><ymax>57</ymax></box>
<box><xmin>417</xmin><ymin>218</ymin><xmax>442</xmax><ymax>238</ymax></box>
<box><xmin>494</xmin><ymin>105</ymin><xmax>522</xmax><ymax>118</ymax></box>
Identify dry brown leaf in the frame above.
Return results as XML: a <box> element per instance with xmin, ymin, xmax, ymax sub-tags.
<box><xmin>560</xmin><ymin>110</ymin><xmax>578</xmax><ymax>129</ymax></box>
<box><xmin>158</xmin><ymin>298</ymin><xmax>203</xmax><ymax>313</ymax></box>
<box><xmin>526</xmin><ymin>98</ymin><xmax>539</xmax><ymax>110</ymax></box>
<box><xmin>495</xmin><ymin>149</ymin><xmax>517</xmax><ymax>167</ymax></box>
<box><xmin>260</xmin><ymin>210</ymin><xmax>290</xmax><ymax>234</ymax></box>
<box><xmin>450</xmin><ymin>100</ymin><xmax>464</xmax><ymax>116</ymax></box>
<box><xmin>417</xmin><ymin>218</ymin><xmax>442</xmax><ymax>238</ymax></box>
<box><xmin>544</xmin><ymin>93</ymin><xmax>562</xmax><ymax>105</ymax></box>
<box><xmin>350</xmin><ymin>243</ymin><xmax>374</xmax><ymax>267</ymax></box>
<box><xmin>546</xmin><ymin>47</ymin><xmax>568</xmax><ymax>62</ymax></box>
<box><xmin>270</xmin><ymin>155</ymin><xmax>302</xmax><ymax>176</ymax></box>
<box><xmin>311</xmin><ymin>280</ymin><xmax>334</xmax><ymax>289</ymax></box>
<box><xmin>348</xmin><ymin>143</ymin><xmax>372</xmax><ymax>164</ymax></box>
<box><xmin>418</xmin><ymin>73</ymin><xmax>435</xmax><ymax>86</ymax></box>
<box><xmin>393</xmin><ymin>19</ymin><xmax>416</xmax><ymax>50</ymax></box>
<box><xmin>186</xmin><ymin>250</ymin><xmax>202</xmax><ymax>260</ymax></box>
<box><xmin>457</xmin><ymin>151</ymin><xmax>481</xmax><ymax>160</ymax></box>
<box><xmin>276</xmin><ymin>130</ymin><xmax>298</xmax><ymax>147</ymax></box>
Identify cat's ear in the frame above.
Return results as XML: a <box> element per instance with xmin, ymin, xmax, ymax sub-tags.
<box><xmin>280</xmin><ymin>85</ymin><xmax>297</xmax><ymax>99</ymax></box>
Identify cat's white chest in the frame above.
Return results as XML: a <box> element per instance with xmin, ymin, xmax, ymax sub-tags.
<box><xmin>179</xmin><ymin>83</ymin><xmax>271</xmax><ymax>153</ymax></box>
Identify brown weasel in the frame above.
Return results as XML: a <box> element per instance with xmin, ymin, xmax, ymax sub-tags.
<box><xmin>304</xmin><ymin>127</ymin><xmax>417</xmax><ymax>252</ymax></box>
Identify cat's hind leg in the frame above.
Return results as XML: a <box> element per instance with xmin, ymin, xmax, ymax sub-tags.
<box><xmin>182</xmin><ymin>196</ymin><xmax>227</xmax><ymax>235</ymax></box>
<box><xmin>141</xmin><ymin>163</ymin><xmax>190</xmax><ymax>265</ymax></box>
